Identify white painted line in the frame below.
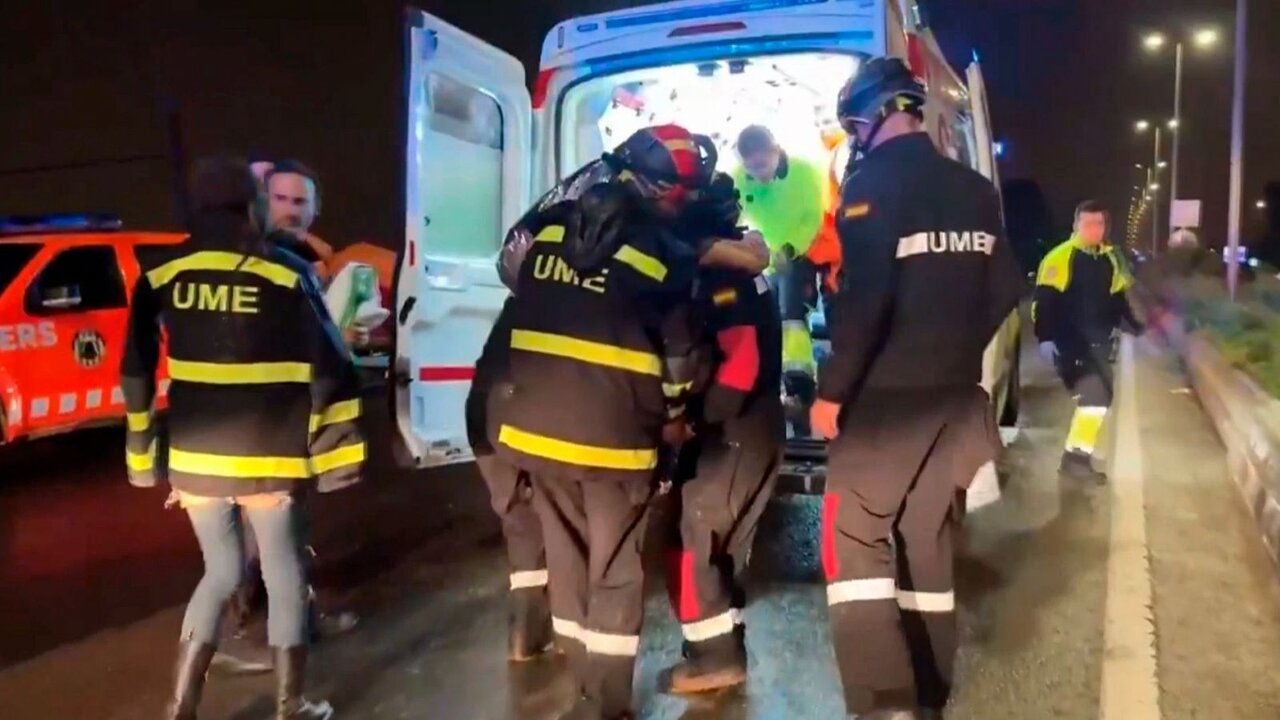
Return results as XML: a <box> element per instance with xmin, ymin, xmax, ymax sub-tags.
<box><xmin>1100</xmin><ymin>335</ymin><xmax>1161</xmax><ymax>720</ymax></box>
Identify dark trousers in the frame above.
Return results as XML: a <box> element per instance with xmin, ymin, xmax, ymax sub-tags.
<box><xmin>1056</xmin><ymin>342</ymin><xmax>1114</xmax><ymax>457</ymax></box>
<box><xmin>529</xmin><ymin>472</ymin><xmax>653</xmax><ymax>719</ymax></box>
<box><xmin>476</xmin><ymin>455</ymin><xmax>549</xmax><ymax>620</ymax></box>
<box><xmin>666</xmin><ymin>426</ymin><xmax>780</xmax><ymax>661</ymax></box>
<box><xmin>823</xmin><ymin>389</ymin><xmax>995</xmax><ymax>714</ymax></box>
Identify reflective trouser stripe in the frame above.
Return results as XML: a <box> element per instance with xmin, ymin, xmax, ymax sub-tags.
<box><xmin>681</xmin><ymin>609</ymin><xmax>740</xmax><ymax>643</ymax></box>
<box><xmin>781</xmin><ymin>320</ymin><xmax>815</xmax><ymax>375</ymax></box>
<box><xmin>896</xmin><ymin>590</ymin><xmax>955</xmax><ymax>613</ymax></box>
<box><xmin>510</xmin><ymin>570</ymin><xmax>549</xmax><ymax>590</ymax></box>
<box><xmin>1066</xmin><ymin>406</ymin><xmax>1108</xmax><ymax>454</ymax></box>
<box><xmin>126</xmin><ymin>441</ymin><xmax>156</xmax><ymax>471</ymax></box>
<box><xmin>126</xmin><ymin>412</ymin><xmax>151</xmax><ymax>432</ymax></box>
<box><xmin>827</xmin><ymin>578</ymin><xmax>897</xmax><ymax>606</ymax></box>
<box><xmin>168</xmin><ymin>359</ymin><xmax>312</xmax><ymax>385</ymax></box>
<box><xmin>551</xmin><ymin>617</ymin><xmax>639</xmax><ymax>657</ymax></box>
<box><xmin>498</xmin><ymin>425</ymin><xmax>657</xmax><ymax>471</ymax></box>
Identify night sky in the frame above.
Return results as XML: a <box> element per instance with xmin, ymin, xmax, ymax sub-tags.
<box><xmin>2</xmin><ymin>0</ymin><xmax>1274</xmax><ymax>249</ymax></box>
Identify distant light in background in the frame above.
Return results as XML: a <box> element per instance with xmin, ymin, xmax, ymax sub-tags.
<box><xmin>1157</xmin><ymin>161</ymin><xmax>1168</xmax><ymax>168</ymax></box>
<box><xmin>1258</xmin><ymin>200</ymin><xmax>1268</xmax><ymax>209</ymax></box>
<box><xmin>1143</xmin><ymin>33</ymin><xmax>1167</xmax><ymax>51</ymax></box>
<box><xmin>1167</xmin><ymin>119</ymin><xmax>1179</xmax><ymax>129</ymax></box>
<box><xmin>1150</xmin><ymin>182</ymin><xmax>1160</xmax><ymax>190</ymax></box>
<box><xmin>1194</xmin><ymin>28</ymin><xmax>1220</xmax><ymax>48</ymax></box>
<box><xmin>1135</xmin><ymin>119</ymin><xmax>1151</xmax><ymax>132</ymax></box>
<box><xmin>993</xmin><ymin>141</ymin><xmax>1006</xmax><ymax>158</ymax></box>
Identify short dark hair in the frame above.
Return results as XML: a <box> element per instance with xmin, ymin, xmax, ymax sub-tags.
<box><xmin>265</xmin><ymin>159</ymin><xmax>323</xmax><ymax>213</ymax></box>
<box><xmin>1075</xmin><ymin>199</ymin><xmax>1109</xmax><ymax>219</ymax></box>
<box><xmin>189</xmin><ymin>156</ymin><xmax>258</xmax><ymax>215</ymax></box>
<box><xmin>736</xmin><ymin>125</ymin><xmax>776</xmax><ymax>158</ymax></box>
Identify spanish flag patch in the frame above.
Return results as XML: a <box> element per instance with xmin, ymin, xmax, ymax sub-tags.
<box><xmin>843</xmin><ymin>202</ymin><xmax>871</xmax><ymax>219</ymax></box>
<box><xmin>712</xmin><ymin>288</ymin><xmax>739</xmax><ymax>307</ymax></box>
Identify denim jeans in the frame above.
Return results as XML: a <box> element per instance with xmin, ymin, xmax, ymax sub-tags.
<box><xmin>181</xmin><ymin>495</ymin><xmax>309</xmax><ymax>648</ymax></box>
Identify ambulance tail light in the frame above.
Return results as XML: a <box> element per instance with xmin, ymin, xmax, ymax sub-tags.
<box><xmin>0</xmin><ymin>213</ymin><xmax>123</xmax><ymax>235</ymax></box>
<box><xmin>669</xmin><ymin>21</ymin><xmax>748</xmax><ymax>38</ymax></box>
<box><xmin>533</xmin><ymin>69</ymin><xmax>557</xmax><ymax>110</ymax></box>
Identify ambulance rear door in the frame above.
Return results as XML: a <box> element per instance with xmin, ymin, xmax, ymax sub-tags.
<box><xmin>393</xmin><ymin>10</ymin><xmax>532</xmax><ymax>468</ymax></box>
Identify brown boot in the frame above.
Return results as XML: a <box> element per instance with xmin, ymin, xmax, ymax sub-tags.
<box><xmin>273</xmin><ymin>647</ymin><xmax>334</xmax><ymax>720</ymax></box>
<box><xmin>164</xmin><ymin>641</ymin><xmax>216</xmax><ymax>720</ymax></box>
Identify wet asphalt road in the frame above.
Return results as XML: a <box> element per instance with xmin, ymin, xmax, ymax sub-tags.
<box><xmin>3</xmin><ymin>339</ymin><xmax>1280</xmax><ymax>719</ymax></box>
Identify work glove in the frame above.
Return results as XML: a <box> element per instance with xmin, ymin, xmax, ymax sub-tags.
<box><xmin>1038</xmin><ymin>341</ymin><xmax>1059</xmax><ymax>364</ymax></box>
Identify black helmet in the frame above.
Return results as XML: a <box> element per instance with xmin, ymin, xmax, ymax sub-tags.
<box><xmin>837</xmin><ymin>57</ymin><xmax>927</xmax><ymax>126</ymax></box>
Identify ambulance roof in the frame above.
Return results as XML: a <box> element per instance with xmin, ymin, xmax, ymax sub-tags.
<box><xmin>540</xmin><ymin>0</ymin><xmax>887</xmax><ymax>71</ymax></box>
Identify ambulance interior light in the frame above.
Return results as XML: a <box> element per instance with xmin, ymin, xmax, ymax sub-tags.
<box><xmin>0</xmin><ymin>213</ymin><xmax>123</xmax><ymax>235</ymax></box>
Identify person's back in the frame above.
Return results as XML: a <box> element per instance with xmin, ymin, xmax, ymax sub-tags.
<box><xmin>849</xmin><ymin>133</ymin><xmax>1014</xmax><ymax>391</ymax></box>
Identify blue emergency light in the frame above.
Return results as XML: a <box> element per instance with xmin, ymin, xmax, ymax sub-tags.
<box><xmin>993</xmin><ymin>141</ymin><xmax>1006</xmax><ymax>158</ymax></box>
<box><xmin>0</xmin><ymin>213</ymin><xmax>123</xmax><ymax>236</ymax></box>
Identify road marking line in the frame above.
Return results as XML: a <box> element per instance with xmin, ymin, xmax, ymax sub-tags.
<box><xmin>1100</xmin><ymin>335</ymin><xmax>1161</xmax><ymax>720</ymax></box>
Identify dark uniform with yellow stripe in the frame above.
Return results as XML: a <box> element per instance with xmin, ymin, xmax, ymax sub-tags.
<box><xmin>664</xmin><ymin>268</ymin><xmax>784</xmax><ymax>691</ymax></box>
<box><xmin>497</xmin><ymin>214</ymin><xmax>699</xmax><ymax>719</ymax></box>
<box><xmin>1033</xmin><ymin>235</ymin><xmax>1142</xmax><ymax>474</ymax></box>
<box><xmin>121</xmin><ymin>245</ymin><xmax>364</xmax><ymax>496</ymax></box>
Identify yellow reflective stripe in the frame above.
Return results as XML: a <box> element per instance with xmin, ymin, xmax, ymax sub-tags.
<box><xmin>663</xmin><ymin>381</ymin><xmax>692</xmax><ymax>398</ymax></box>
<box><xmin>168</xmin><ymin>359</ymin><xmax>312</xmax><ymax>385</ymax></box>
<box><xmin>510</xmin><ymin>330</ymin><xmax>661</xmax><ymax>376</ymax></box>
<box><xmin>1107</xmin><ymin>252</ymin><xmax>1133</xmax><ymax>294</ymax></box>
<box><xmin>667</xmin><ymin>405</ymin><xmax>686</xmax><ymax>419</ymax></box>
<box><xmin>169</xmin><ymin>448</ymin><xmax>311</xmax><ymax>479</ymax></box>
<box><xmin>126</xmin><ymin>412</ymin><xmax>151</xmax><ymax>433</ymax></box>
<box><xmin>146</xmin><ymin>251</ymin><xmax>300</xmax><ymax>289</ymax></box>
<box><xmin>1035</xmin><ymin>245</ymin><xmax>1072</xmax><ymax>292</ymax></box>
<box><xmin>1066</xmin><ymin>407</ymin><xmax>1108</xmax><ymax>454</ymax></box>
<box><xmin>614</xmin><ymin>245</ymin><xmax>668</xmax><ymax>283</ymax></box>
<box><xmin>126</xmin><ymin>441</ymin><xmax>156</xmax><ymax>472</ymax></box>
<box><xmin>309</xmin><ymin>399</ymin><xmax>362</xmax><ymax>433</ymax></box>
<box><xmin>498</xmin><ymin>425</ymin><xmax>658</xmax><ymax>471</ymax></box>
<box><xmin>535</xmin><ymin>225</ymin><xmax>566</xmax><ymax>244</ymax></box>
<box><xmin>311</xmin><ymin>442</ymin><xmax>367</xmax><ymax>475</ymax></box>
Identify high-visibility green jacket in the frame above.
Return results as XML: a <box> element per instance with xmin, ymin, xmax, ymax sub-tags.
<box><xmin>733</xmin><ymin>154</ymin><xmax>827</xmax><ymax>259</ymax></box>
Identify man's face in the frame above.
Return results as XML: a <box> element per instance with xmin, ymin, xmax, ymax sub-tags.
<box><xmin>1075</xmin><ymin>211</ymin><xmax>1108</xmax><ymax>246</ymax></box>
<box><xmin>266</xmin><ymin>172</ymin><xmax>318</xmax><ymax>238</ymax></box>
<box><xmin>741</xmin><ymin>146</ymin><xmax>782</xmax><ymax>183</ymax></box>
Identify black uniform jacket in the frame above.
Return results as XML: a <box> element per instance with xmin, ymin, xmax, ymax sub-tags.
<box><xmin>820</xmin><ymin>132</ymin><xmax>1026</xmax><ymax>403</ymax></box>
<box><xmin>495</xmin><ymin>203</ymin><xmax>702</xmax><ymax>484</ymax></box>
<box><xmin>121</xmin><ymin>217</ymin><xmax>365</xmax><ymax>497</ymax></box>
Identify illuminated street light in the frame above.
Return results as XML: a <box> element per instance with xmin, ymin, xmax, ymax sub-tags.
<box><xmin>1135</xmin><ymin>120</ymin><xmax>1151</xmax><ymax>132</ymax></box>
<box><xmin>1168</xmin><ymin>119</ymin><xmax>1179</xmax><ymax>129</ymax></box>
<box><xmin>1150</xmin><ymin>183</ymin><xmax>1161</xmax><ymax>190</ymax></box>
<box><xmin>1259</xmin><ymin>200</ymin><xmax>1268</xmax><ymax>209</ymax></box>
<box><xmin>1158</xmin><ymin>161</ymin><xmax>1168</xmax><ymax>168</ymax></box>
<box><xmin>1144</xmin><ymin>33</ymin><xmax>1167</xmax><ymax>51</ymax></box>
<box><xmin>1194</xmin><ymin>28</ymin><xmax>1220</xmax><ymax>48</ymax></box>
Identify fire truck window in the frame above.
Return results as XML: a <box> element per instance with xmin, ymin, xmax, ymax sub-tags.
<box><xmin>25</xmin><ymin>246</ymin><xmax>127</xmax><ymax>316</ymax></box>
<box><xmin>0</xmin><ymin>243</ymin><xmax>39</xmax><ymax>296</ymax></box>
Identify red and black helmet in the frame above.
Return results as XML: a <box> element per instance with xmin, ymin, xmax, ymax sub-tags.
<box><xmin>607</xmin><ymin>124</ymin><xmax>718</xmax><ymax>203</ymax></box>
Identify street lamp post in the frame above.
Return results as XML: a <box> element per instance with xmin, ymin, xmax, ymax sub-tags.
<box><xmin>1227</xmin><ymin>0</ymin><xmax>1248</xmax><ymax>300</ymax></box>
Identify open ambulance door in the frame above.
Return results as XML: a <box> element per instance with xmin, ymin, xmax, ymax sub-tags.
<box><xmin>966</xmin><ymin>60</ymin><xmax>999</xmax><ymax>187</ymax></box>
<box><xmin>392</xmin><ymin>11</ymin><xmax>532</xmax><ymax>469</ymax></box>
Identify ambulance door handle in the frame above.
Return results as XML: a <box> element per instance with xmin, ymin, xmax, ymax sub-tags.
<box><xmin>398</xmin><ymin>296</ymin><xmax>416</xmax><ymax>326</ymax></box>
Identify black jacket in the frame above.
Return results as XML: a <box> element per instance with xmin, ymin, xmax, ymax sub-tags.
<box><xmin>691</xmin><ymin>268</ymin><xmax>784</xmax><ymax>443</ymax></box>
<box><xmin>820</xmin><ymin>132</ymin><xmax>1025</xmax><ymax>403</ymax></box>
<box><xmin>495</xmin><ymin>201</ymin><xmax>702</xmax><ymax>484</ymax></box>
<box><xmin>1032</xmin><ymin>238</ymin><xmax>1142</xmax><ymax>350</ymax></box>
<box><xmin>121</xmin><ymin>214</ymin><xmax>365</xmax><ymax>497</ymax></box>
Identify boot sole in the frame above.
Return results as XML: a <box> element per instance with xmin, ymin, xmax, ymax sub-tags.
<box><xmin>666</xmin><ymin>667</ymin><xmax>748</xmax><ymax>695</ymax></box>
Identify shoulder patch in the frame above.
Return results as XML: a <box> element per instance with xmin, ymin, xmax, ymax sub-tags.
<box><xmin>712</xmin><ymin>287</ymin><xmax>739</xmax><ymax>307</ymax></box>
<box><xmin>843</xmin><ymin>202</ymin><xmax>871</xmax><ymax>219</ymax></box>
<box><xmin>1043</xmin><ymin>266</ymin><xmax>1059</xmax><ymax>282</ymax></box>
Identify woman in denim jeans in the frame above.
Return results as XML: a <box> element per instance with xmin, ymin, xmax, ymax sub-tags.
<box><xmin>121</xmin><ymin>157</ymin><xmax>365</xmax><ymax>720</ymax></box>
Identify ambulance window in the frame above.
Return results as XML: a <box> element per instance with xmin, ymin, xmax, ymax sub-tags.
<box><xmin>421</xmin><ymin>72</ymin><xmax>504</xmax><ymax>259</ymax></box>
<box><xmin>25</xmin><ymin>246</ymin><xmax>127</xmax><ymax>316</ymax></box>
<box><xmin>0</xmin><ymin>243</ymin><xmax>39</xmax><ymax>296</ymax></box>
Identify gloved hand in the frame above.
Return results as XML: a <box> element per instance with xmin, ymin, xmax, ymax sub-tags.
<box><xmin>1038</xmin><ymin>341</ymin><xmax>1059</xmax><ymax>364</ymax></box>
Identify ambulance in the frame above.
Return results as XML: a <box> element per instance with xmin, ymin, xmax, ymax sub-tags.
<box><xmin>0</xmin><ymin>215</ymin><xmax>182</xmax><ymax>443</ymax></box>
<box><xmin>391</xmin><ymin>0</ymin><xmax>1022</xmax><ymax>474</ymax></box>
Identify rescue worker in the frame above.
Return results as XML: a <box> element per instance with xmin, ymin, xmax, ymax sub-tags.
<box><xmin>732</xmin><ymin>126</ymin><xmax>831</xmax><ymax>436</ymax></box>
<box><xmin>122</xmin><ymin>157</ymin><xmax>365</xmax><ymax>720</ymax></box>
<box><xmin>661</xmin><ymin>226</ymin><xmax>784</xmax><ymax>693</ymax></box>
<box><xmin>212</xmin><ymin>158</ymin><xmax>358</xmax><ymax>676</ymax></box>
<box><xmin>496</xmin><ymin>125</ymin><xmax>711</xmax><ymax>720</ymax></box>
<box><xmin>810</xmin><ymin>58</ymin><xmax>1025</xmax><ymax>719</ymax></box>
<box><xmin>466</xmin><ymin>287</ymin><xmax>555</xmax><ymax>662</ymax></box>
<box><xmin>1034</xmin><ymin>200</ymin><xmax>1144</xmax><ymax>483</ymax></box>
